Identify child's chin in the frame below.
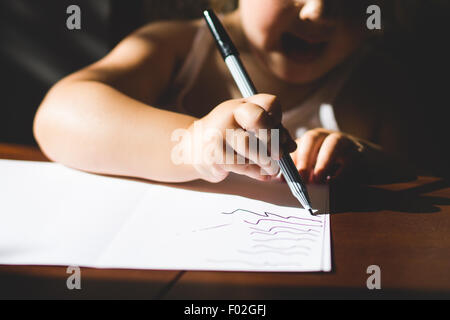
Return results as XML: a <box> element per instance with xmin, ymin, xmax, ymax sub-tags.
<box><xmin>269</xmin><ymin>59</ymin><xmax>328</xmax><ymax>85</ymax></box>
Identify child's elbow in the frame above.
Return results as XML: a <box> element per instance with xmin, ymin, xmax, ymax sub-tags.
<box><xmin>33</xmin><ymin>84</ymin><xmax>66</xmax><ymax>162</ymax></box>
<box><xmin>33</xmin><ymin>98</ymin><xmax>53</xmax><ymax>161</ymax></box>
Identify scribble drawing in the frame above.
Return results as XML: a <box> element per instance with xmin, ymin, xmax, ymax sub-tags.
<box><xmin>252</xmin><ymin>237</ymin><xmax>317</xmax><ymax>243</ymax></box>
<box><xmin>221</xmin><ymin>209</ymin><xmax>323</xmax><ymax>228</ymax></box>
<box><xmin>222</xmin><ymin>209</ymin><xmax>322</xmax><ymax>223</ymax></box>
<box><xmin>192</xmin><ymin>223</ymin><xmax>231</xmax><ymax>233</ymax></box>
<box><xmin>202</xmin><ymin>209</ymin><xmax>324</xmax><ymax>268</ymax></box>
<box><xmin>250</xmin><ymin>231</ymin><xmax>319</xmax><ymax>237</ymax></box>
<box><xmin>245</xmin><ymin>219</ymin><xmax>321</xmax><ymax>227</ymax></box>
<box><xmin>250</xmin><ymin>226</ymin><xmax>321</xmax><ymax>234</ymax></box>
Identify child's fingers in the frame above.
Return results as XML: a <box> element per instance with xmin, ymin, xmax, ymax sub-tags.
<box><xmin>233</xmin><ymin>98</ymin><xmax>295</xmax><ymax>155</ymax></box>
<box><xmin>233</xmin><ymin>102</ymin><xmax>276</xmax><ymax>157</ymax></box>
<box><xmin>237</xmin><ymin>94</ymin><xmax>295</xmax><ymax>159</ymax></box>
<box><xmin>194</xmin><ymin>162</ymin><xmax>229</xmax><ymax>183</ymax></box>
<box><xmin>225</xmin><ymin>128</ymin><xmax>278</xmax><ymax>175</ymax></box>
<box><xmin>324</xmin><ymin>156</ymin><xmax>353</xmax><ymax>183</ymax></box>
<box><xmin>329</xmin><ymin>148</ymin><xmax>363</xmax><ymax>182</ymax></box>
<box><xmin>313</xmin><ymin>133</ymin><xmax>353</xmax><ymax>183</ymax></box>
<box><xmin>245</xmin><ymin>94</ymin><xmax>282</xmax><ymax>125</ymax></box>
<box><xmin>233</xmin><ymin>102</ymin><xmax>274</xmax><ymax>132</ymax></box>
<box><xmin>221</xmin><ymin>163</ymin><xmax>272</xmax><ymax>181</ymax></box>
<box><xmin>257</xmin><ymin>127</ymin><xmax>294</xmax><ymax>161</ymax></box>
<box><xmin>294</xmin><ymin>131</ymin><xmax>327</xmax><ymax>182</ymax></box>
<box><xmin>279</xmin><ymin>127</ymin><xmax>297</xmax><ymax>156</ymax></box>
<box><xmin>305</xmin><ymin>134</ymin><xmax>328</xmax><ymax>183</ymax></box>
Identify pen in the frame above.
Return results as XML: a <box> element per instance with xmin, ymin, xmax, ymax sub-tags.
<box><xmin>203</xmin><ymin>9</ymin><xmax>314</xmax><ymax>214</ymax></box>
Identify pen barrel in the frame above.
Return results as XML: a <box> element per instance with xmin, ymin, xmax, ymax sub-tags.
<box><xmin>225</xmin><ymin>55</ymin><xmax>257</xmax><ymax>98</ymax></box>
<box><xmin>226</xmin><ymin>55</ymin><xmax>313</xmax><ymax>210</ymax></box>
<box><xmin>203</xmin><ymin>10</ymin><xmax>238</xmax><ymax>59</ymax></box>
<box><xmin>279</xmin><ymin>155</ymin><xmax>312</xmax><ymax>206</ymax></box>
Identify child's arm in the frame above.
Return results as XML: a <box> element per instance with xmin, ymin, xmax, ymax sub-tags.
<box><xmin>34</xmin><ymin>21</ymin><xmax>202</xmax><ymax>182</ymax></box>
<box><xmin>34</xmin><ymin>20</ymin><xmax>295</xmax><ymax>183</ymax></box>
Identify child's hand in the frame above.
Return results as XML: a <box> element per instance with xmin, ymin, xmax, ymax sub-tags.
<box><xmin>186</xmin><ymin>94</ymin><xmax>297</xmax><ymax>183</ymax></box>
<box><xmin>290</xmin><ymin>129</ymin><xmax>365</xmax><ymax>184</ymax></box>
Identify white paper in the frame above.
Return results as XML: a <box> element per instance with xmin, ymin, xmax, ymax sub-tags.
<box><xmin>0</xmin><ymin>160</ymin><xmax>331</xmax><ymax>272</ymax></box>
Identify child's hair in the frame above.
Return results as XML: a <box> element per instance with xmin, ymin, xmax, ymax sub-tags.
<box><xmin>142</xmin><ymin>0</ymin><xmax>448</xmax><ymax>35</ymax></box>
<box><xmin>142</xmin><ymin>0</ymin><xmax>237</xmax><ymax>22</ymax></box>
<box><xmin>209</xmin><ymin>0</ymin><xmax>238</xmax><ymax>12</ymax></box>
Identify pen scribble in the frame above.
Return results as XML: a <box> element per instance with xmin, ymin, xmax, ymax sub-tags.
<box><xmin>252</xmin><ymin>237</ymin><xmax>317</xmax><ymax>243</ymax></box>
<box><xmin>210</xmin><ymin>208</ymin><xmax>324</xmax><ymax>268</ymax></box>
<box><xmin>222</xmin><ymin>209</ymin><xmax>322</xmax><ymax>223</ymax></box>
<box><xmin>250</xmin><ymin>231</ymin><xmax>320</xmax><ymax>237</ymax></box>
<box><xmin>244</xmin><ymin>218</ymin><xmax>321</xmax><ymax>227</ymax></box>
<box><xmin>192</xmin><ymin>223</ymin><xmax>231</xmax><ymax>233</ymax></box>
<box><xmin>250</xmin><ymin>226</ymin><xmax>321</xmax><ymax>234</ymax></box>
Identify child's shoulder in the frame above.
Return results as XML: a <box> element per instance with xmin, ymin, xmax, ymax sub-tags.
<box><xmin>131</xmin><ymin>18</ymin><xmax>205</xmax><ymax>59</ymax></box>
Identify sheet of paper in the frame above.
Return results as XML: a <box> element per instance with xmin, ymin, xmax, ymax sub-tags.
<box><xmin>0</xmin><ymin>160</ymin><xmax>331</xmax><ymax>272</ymax></box>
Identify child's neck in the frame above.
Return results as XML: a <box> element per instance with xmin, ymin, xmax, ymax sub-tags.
<box><xmin>222</xmin><ymin>10</ymin><xmax>320</xmax><ymax>112</ymax></box>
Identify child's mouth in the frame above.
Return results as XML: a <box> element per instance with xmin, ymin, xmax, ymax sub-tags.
<box><xmin>280</xmin><ymin>32</ymin><xmax>328</xmax><ymax>63</ymax></box>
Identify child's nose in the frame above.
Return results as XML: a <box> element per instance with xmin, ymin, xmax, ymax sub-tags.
<box><xmin>296</xmin><ymin>0</ymin><xmax>329</xmax><ymax>23</ymax></box>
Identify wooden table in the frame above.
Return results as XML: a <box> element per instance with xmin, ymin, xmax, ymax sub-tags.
<box><xmin>1</xmin><ymin>143</ymin><xmax>449</xmax><ymax>299</ymax></box>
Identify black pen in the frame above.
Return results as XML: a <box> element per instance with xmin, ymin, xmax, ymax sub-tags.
<box><xmin>203</xmin><ymin>9</ymin><xmax>314</xmax><ymax>214</ymax></box>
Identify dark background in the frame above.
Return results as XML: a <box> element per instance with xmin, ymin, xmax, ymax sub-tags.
<box><xmin>0</xmin><ymin>0</ymin><xmax>449</xmax><ymax>177</ymax></box>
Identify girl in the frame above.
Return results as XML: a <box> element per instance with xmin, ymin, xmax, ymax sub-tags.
<box><xmin>33</xmin><ymin>0</ymin><xmax>416</xmax><ymax>185</ymax></box>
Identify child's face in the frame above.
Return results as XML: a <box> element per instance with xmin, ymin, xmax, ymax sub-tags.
<box><xmin>239</xmin><ymin>0</ymin><xmax>367</xmax><ymax>84</ymax></box>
